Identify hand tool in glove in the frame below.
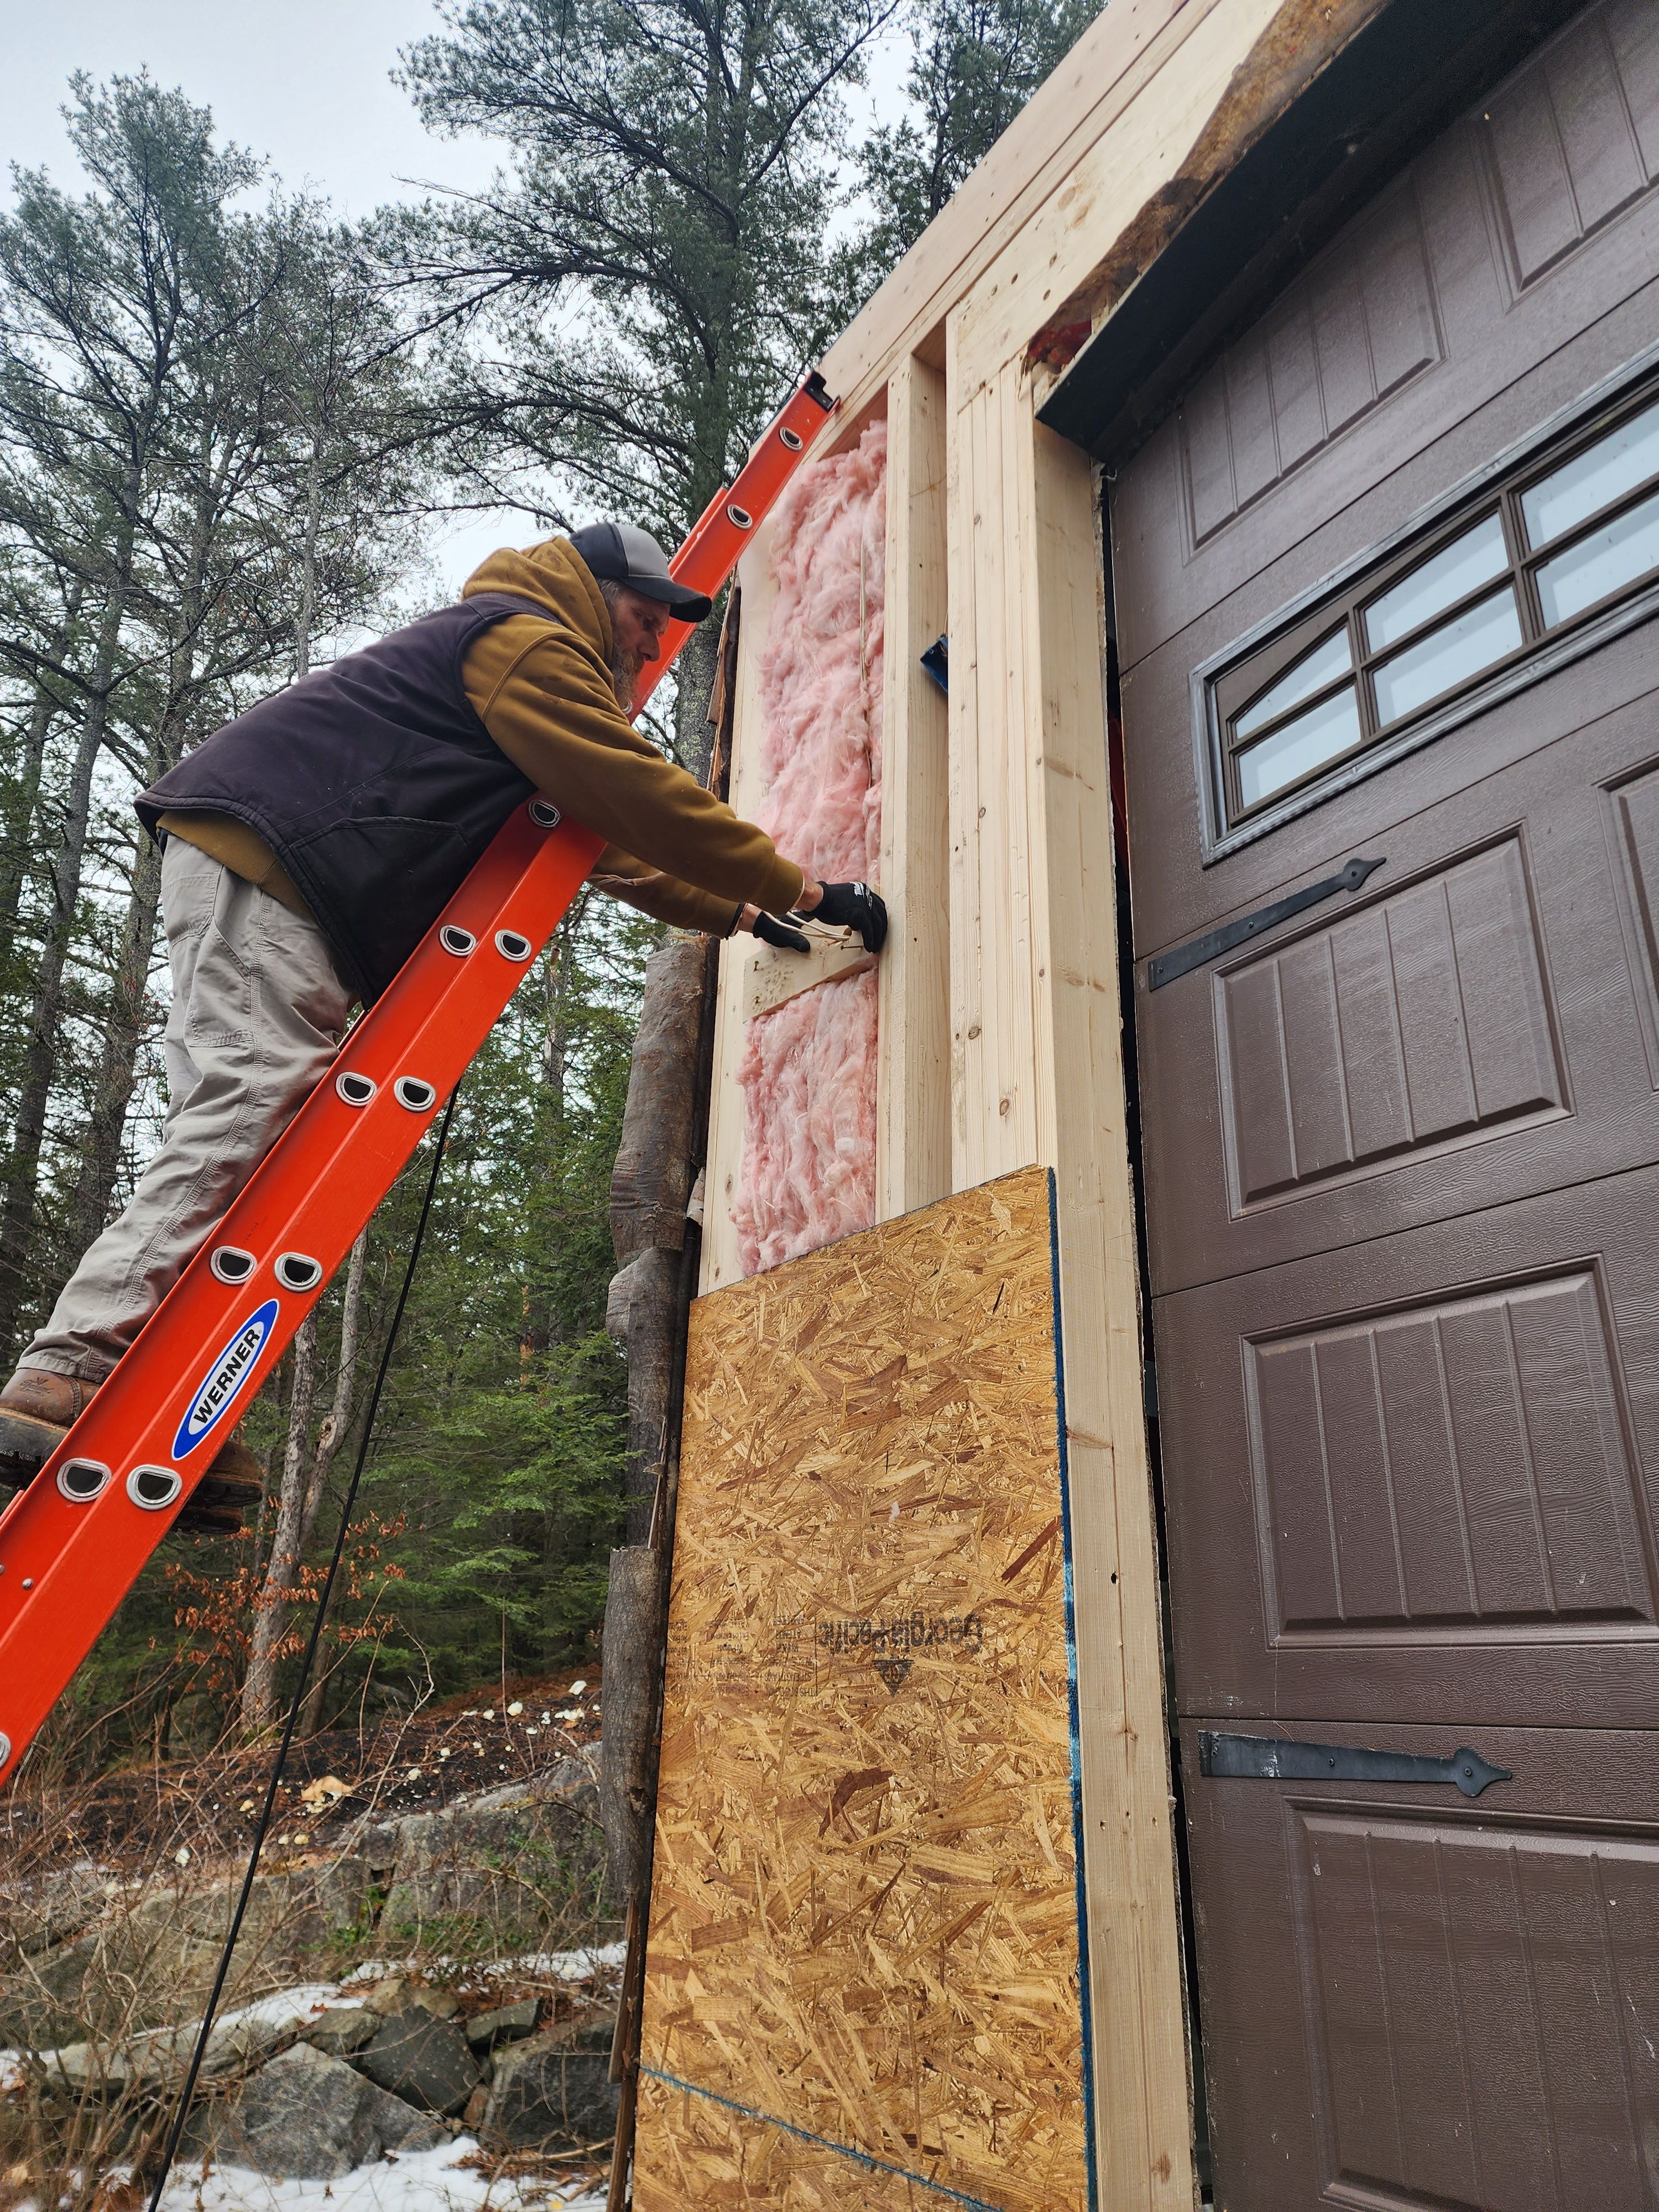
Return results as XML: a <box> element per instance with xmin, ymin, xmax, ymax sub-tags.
<box><xmin>796</xmin><ymin>880</ymin><xmax>889</xmax><ymax>954</ymax></box>
<box><xmin>753</xmin><ymin>911</ymin><xmax>811</xmax><ymax>952</ymax></box>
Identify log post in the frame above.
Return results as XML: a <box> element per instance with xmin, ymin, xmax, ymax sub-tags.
<box><xmin>602</xmin><ymin>592</ymin><xmax>738</xmax><ymax>2206</ymax></box>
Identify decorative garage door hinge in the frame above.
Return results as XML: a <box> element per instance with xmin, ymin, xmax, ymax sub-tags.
<box><xmin>1199</xmin><ymin>1730</ymin><xmax>1511</xmax><ymax>1799</ymax></box>
<box><xmin>1148</xmin><ymin>855</ymin><xmax>1386</xmax><ymax>990</ymax></box>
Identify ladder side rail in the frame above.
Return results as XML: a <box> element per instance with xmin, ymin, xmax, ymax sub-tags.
<box><xmin>0</xmin><ymin>818</ymin><xmax>602</xmax><ymax>1771</ymax></box>
<box><xmin>0</xmin><ymin>369</ymin><xmax>837</xmax><ymax>1782</ymax></box>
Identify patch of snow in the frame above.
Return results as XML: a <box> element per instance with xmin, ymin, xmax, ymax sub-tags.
<box><xmin>341</xmin><ymin>1943</ymin><xmax>625</xmax><ymax>1990</ymax></box>
<box><xmin>218</xmin><ymin>1983</ymin><xmax>343</xmax><ymax>2032</ymax></box>
<box><xmin>510</xmin><ymin>1942</ymin><xmax>627</xmax><ymax>1983</ymax></box>
<box><xmin>152</xmin><ymin>2138</ymin><xmax>604</xmax><ymax>2211</ymax></box>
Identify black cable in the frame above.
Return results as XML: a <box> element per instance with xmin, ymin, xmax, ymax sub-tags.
<box><xmin>145</xmin><ymin>1086</ymin><xmax>461</xmax><ymax>2212</ymax></box>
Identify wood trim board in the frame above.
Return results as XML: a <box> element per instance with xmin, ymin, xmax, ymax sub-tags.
<box><xmin>944</xmin><ymin>348</ymin><xmax>1195</xmax><ymax>2209</ymax></box>
<box><xmin>634</xmin><ymin>1167</ymin><xmax>1097</xmax><ymax>2211</ymax></box>
<box><xmin>878</xmin><ymin>353</ymin><xmax>952</xmax><ymax>1223</ymax></box>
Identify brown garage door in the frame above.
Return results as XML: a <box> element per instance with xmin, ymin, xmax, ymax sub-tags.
<box><xmin>1109</xmin><ymin>4</ymin><xmax>1659</xmax><ymax>2204</ymax></box>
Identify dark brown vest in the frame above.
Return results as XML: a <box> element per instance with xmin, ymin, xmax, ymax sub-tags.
<box><xmin>140</xmin><ymin>593</ymin><xmax>557</xmax><ymax>1003</ymax></box>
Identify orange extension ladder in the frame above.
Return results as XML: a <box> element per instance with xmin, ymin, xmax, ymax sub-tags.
<box><xmin>0</xmin><ymin>371</ymin><xmax>834</xmax><ymax>1786</ymax></box>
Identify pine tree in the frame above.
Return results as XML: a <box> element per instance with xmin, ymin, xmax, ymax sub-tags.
<box><xmin>385</xmin><ymin>0</ymin><xmax>895</xmax><ymax>772</ymax></box>
<box><xmin>854</xmin><ymin>0</ymin><xmax>1096</xmax><ymax>279</ymax></box>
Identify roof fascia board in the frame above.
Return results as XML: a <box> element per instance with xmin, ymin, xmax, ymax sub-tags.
<box><xmin>816</xmin><ymin>0</ymin><xmax>1221</xmax><ymax>418</ymax></box>
<box><xmin>1038</xmin><ymin>0</ymin><xmax>1591</xmax><ymax>458</ymax></box>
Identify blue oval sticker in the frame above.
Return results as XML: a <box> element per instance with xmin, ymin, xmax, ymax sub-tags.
<box><xmin>172</xmin><ymin>1297</ymin><xmax>280</xmax><ymax>1460</ymax></box>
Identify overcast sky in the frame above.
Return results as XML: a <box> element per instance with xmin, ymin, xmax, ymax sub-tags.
<box><xmin>0</xmin><ymin>1</ymin><xmax>910</xmax><ymax>593</ymax></box>
<box><xmin>1</xmin><ymin>0</ymin><xmax>503</xmax><ymax>218</ymax></box>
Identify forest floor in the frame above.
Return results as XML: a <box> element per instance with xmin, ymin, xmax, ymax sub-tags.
<box><xmin>2</xmin><ymin>1672</ymin><xmax>602</xmax><ymax>1872</ymax></box>
<box><xmin>2</xmin><ymin>1670</ymin><xmax>617</xmax><ymax>2211</ymax></box>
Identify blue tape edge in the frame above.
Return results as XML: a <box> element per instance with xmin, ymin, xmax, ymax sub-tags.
<box><xmin>1048</xmin><ymin>1164</ymin><xmax>1100</xmax><ymax>2212</ymax></box>
<box><xmin>638</xmin><ymin>2067</ymin><xmax>1003</xmax><ymax>2211</ymax></box>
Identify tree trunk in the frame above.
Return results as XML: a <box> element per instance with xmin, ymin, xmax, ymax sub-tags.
<box><xmin>671</xmin><ymin>611</ymin><xmax>722</xmax><ymax>786</ymax></box>
<box><xmin>603</xmin><ymin>599</ymin><xmax>734</xmax><ymax>2207</ymax></box>
<box><xmin>609</xmin><ymin>940</ymin><xmax>706</xmax><ymax>1270</ymax></box>
<box><xmin>1</xmin><ymin>691</ymin><xmax>58</xmax><ymax>960</ymax></box>
<box><xmin>599</xmin><ymin>599</ymin><xmax>733</xmax><ymax>1903</ymax></box>
<box><xmin>599</xmin><ymin>1546</ymin><xmax>663</xmax><ymax>1903</ymax></box>
<box><xmin>242</xmin><ymin>1227</ymin><xmax>369</xmax><ymax>1736</ymax></box>
<box><xmin>0</xmin><ymin>589</ymin><xmax>85</xmax><ymax>961</ymax></box>
<box><xmin>0</xmin><ymin>591</ymin><xmax>126</xmax><ymax>1361</ymax></box>
<box><xmin>64</xmin><ymin>826</ymin><xmax>165</xmax><ymax>1261</ymax></box>
<box><xmin>241</xmin><ymin>1310</ymin><xmax>318</xmax><ymax>1733</ymax></box>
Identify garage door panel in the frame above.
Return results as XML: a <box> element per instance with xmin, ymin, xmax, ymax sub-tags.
<box><xmin>1113</xmin><ymin>0</ymin><xmax>1659</xmax><ymax>672</ymax></box>
<box><xmin>1485</xmin><ymin>0</ymin><xmax>1659</xmax><ymax>288</ymax></box>
<box><xmin>1217</xmin><ymin>833</ymin><xmax>1566</xmax><ymax>1214</ymax></box>
<box><xmin>1174</xmin><ymin>175</ymin><xmax>1448</xmax><ymax>557</ymax></box>
<box><xmin>1180</xmin><ymin>1720</ymin><xmax>1659</xmax><ymax>2211</ymax></box>
<box><xmin>1122</xmin><ymin>543</ymin><xmax>1659</xmax><ymax>963</ymax></box>
<box><xmin>1158</xmin><ymin>1164</ymin><xmax>1659</xmax><ymax>1725</ymax></box>
<box><xmin>1112</xmin><ymin>11</ymin><xmax>1659</xmax><ymax>2198</ymax></box>
<box><xmin>1252</xmin><ymin>1270</ymin><xmax>1648</xmax><ymax>1637</ymax></box>
<box><xmin>1606</xmin><ymin>753</ymin><xmax>1659</xmax><ymax>1084</ymax></box>
<box><xmin>1140</xmin><ymin>682</ymin><xmax>1659</xmax><ymax>1296</ymax></box>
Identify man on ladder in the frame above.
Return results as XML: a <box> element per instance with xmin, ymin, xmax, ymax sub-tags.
<box><xmin>0</xmin><ymin>522</ymin><xmax>888</xmax><ymax>1526</ymax></box>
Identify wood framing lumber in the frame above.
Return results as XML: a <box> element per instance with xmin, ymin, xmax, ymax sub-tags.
<box><xmin>635</xmin><ymin>1167</ymin><xmax>1093</xmax><ymax>2212</ymax></box>
<box><xmin>877</xmin><ymin>354</ymin><xmax>952</xmax><ymax>1223</ymax></box>
<box><xmin>945</xmin><ymin>333</ymin><xmax>1193</xmax><ymax>2209</ymax></box>
<box><xmin>740</xmin><ymin>933</ymin><xmax>873</xmax><ymax>1022</ymax></box>
<box><xmin>701</xmin><ymin>499</ymin><xmax>785</xmax><ymax>1294</ymax></box>
<box><xmin>812</xmin><ymin>0</ymin><xmax>1221</xmax><ymax>424</ymax></box>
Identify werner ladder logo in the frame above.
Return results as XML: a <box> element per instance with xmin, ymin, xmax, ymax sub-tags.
<box><xmin>172</xmin><ymin>1298</ymin><xmax>280</xmax><ymax>1460</ymax></box>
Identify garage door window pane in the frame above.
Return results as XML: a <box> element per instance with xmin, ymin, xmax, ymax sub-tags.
<box><xmin>1372</xmin><ymin>587</ymin><xmax>1522</xmax><ymax>725</ymax></box>
<box><xmin>1211</xmin><ymin>373</ymin><xmax>1659</xmax><ymax>839</ymax></box>
<box><xmin>1236</xmin><ymin>686</ymin><xmax>1361</xmax><ymax>810</ymax></box>
<box><xmin>1522</xmin><ymin>396</ymin><xmax>1659</xmax><ymax>547</ymax></box>
<box><xmin>1235</xmin><ymin>628</ymin><xmax>1353</xmax><ymax>739</ymax></box>
<box><xmin>1363</xmin><ymin>514</ymin><xmax>1508</xmax><ymax>650</ymax></box>
<box><xmin>1535</xmin><ymin>489</ymin><xmax>1659</xmax><ymax>626</ymax></box>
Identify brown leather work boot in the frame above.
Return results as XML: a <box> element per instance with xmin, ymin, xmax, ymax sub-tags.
<box><xmin>0</xmin><ymin>1367</ymin><xmax>264</xmax><ymax>1533</ymax></box>
<box><xmin>0</xmin><ymin>1367</ymin><xmax>98</xmax><ymax>1426</ymax></box>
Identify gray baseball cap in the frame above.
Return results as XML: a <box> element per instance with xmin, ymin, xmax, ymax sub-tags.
<box><xmin>568</xmin><ymin>521</ymin><xmax>712</xmax><ymax>622</ymax></box>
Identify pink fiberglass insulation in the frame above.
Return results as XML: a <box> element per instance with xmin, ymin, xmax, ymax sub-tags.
<box><xmin>732</xmin><ymin>420</ymin><xmax>887</xmax><ymax>1274</ymax></box>
<box><xmin>731</xmin><ymin>964</ymin><xmax>880</xmax><ymax>1275</ymax></box>
<box><xmin>754</xmin><ymin>418</ymin><xmax>887</xmax><ymax>882</ymax></box>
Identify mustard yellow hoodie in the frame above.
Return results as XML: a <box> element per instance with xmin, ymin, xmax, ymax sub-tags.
<box><xmin>164</xmin><ymin>536</ymin><xmax>804</xmax><ymax>945</ymax></box>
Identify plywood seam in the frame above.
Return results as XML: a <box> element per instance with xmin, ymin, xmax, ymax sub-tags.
<box><xmin>639</xmin><ymin>2068</ymin><xmax>1007</xmax><ymax>2212</ymax></box>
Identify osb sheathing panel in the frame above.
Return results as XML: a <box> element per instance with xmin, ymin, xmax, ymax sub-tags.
<box><xmin>634</xmin><ymin>1165</ymin><xmax>1093</xmax><ymax>2212</ymax></box>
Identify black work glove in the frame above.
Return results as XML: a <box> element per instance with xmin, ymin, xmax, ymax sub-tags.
<box><xmin>753</xmin><ymin>910</ymin><xmax>811</xmax><ymax>953</ymax></box>
<box><xmin>797</xmin><ymin>880</ymin><xmax>888</xmax><ymax>954</ymax></box>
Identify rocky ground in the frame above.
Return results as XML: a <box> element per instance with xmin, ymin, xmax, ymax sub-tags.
<box><xmin>2</xmin><ymin>1673</ymin><xmax>602</xmax><ymax>1866</ymax></box>
<box><xmin>0</xmin><ymin>1677</ymin><xmax>619</xmax><ymax>2211</ymax></box>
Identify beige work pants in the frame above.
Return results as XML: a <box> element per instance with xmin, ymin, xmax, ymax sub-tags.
<box><xmin>20</xmin><ymin>836</ymin><xmax>352</xmax><ymax>1383</ymax></box>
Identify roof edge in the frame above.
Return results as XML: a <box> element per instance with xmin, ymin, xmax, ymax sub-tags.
<box><xmin>1037</xmin><ymin>0</ymin><xmax>1588</xmax><ymax>460</ymax></box>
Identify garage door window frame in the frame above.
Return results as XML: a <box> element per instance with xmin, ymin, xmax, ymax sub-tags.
<box><xmin>1193</xmin><ymin>338</ymin><xmax>1659</xmax><ymax>864</ymax></box>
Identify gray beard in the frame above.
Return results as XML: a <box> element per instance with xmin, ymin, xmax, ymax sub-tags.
<box><xmin>611</xmin><ymin>649</ymin><xmax>642</xmax><ymax>708</ymax></box>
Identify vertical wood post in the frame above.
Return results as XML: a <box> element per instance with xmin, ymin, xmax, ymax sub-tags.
<box><xmin>946</xmin><ymin>318</ymin><xmax>1196</xmax><ymax>2211</ymax></box>
<box><xmin>877</xmin><ymin>354</ymin><xmax>952</xmax><ymax>1222</ymax></box>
